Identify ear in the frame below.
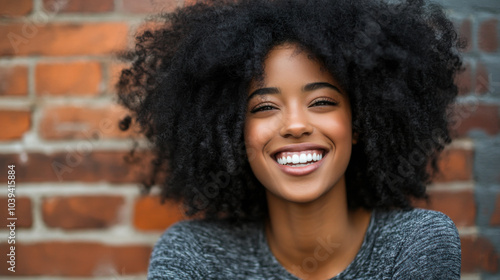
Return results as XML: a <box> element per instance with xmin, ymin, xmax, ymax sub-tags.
<box><xmin>352</xmin><ymin>131</ymin><xmax>359</xmax><ymax>145</ymax></box>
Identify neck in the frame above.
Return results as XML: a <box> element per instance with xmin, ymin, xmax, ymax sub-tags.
<box><xmin>265</xmin><ymin>177</ymin><xmax>371</xmax><ymax>279</ymax></box>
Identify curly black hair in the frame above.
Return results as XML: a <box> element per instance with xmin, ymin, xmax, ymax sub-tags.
<box><xmin>117</xmin><ymin>0</ymin><xmax>464</xmax><ymax>222</ymax></box>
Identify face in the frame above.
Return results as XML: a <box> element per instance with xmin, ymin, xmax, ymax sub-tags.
<box><xmin>244</xmin><ymin>44</ymin><xmax>353</xmax><ymax>204</ymax></box>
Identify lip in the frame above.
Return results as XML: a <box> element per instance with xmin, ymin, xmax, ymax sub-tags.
<box><xmin>270</xmin><ymin>143</ymin><xmax>329</xmax><ymax>176</ymax></box>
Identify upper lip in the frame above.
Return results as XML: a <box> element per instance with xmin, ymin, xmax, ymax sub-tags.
<box><xmin>271</xmin><ymin>143</ymin><xmax>328</xmax><ymax>159</ymax></box>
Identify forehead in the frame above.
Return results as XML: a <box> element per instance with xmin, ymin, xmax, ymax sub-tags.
<box><xmin>250</xmin><ymin>44</ymin><xmax>339</xmax><ymax>91</ymax></box>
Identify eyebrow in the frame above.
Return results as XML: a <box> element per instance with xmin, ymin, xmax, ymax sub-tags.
<box><xmin>247</xmin><ymin>87</ymin><xmax>280</xmax><ymax>101</ymax></box>
<box><xmin>247</xmin><ymin>82</ymin><xmax>342</xmax><ymax>101</ymax></box>
<box><xmin>303</xmin><ymin>82</ymin><xmax>342</xmax><ymax>94</ymax></box>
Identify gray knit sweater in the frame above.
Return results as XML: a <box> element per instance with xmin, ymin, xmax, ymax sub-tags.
<box><xmin>148</xmin><ymin>208</ymin><xmax>461</xmax><ymax>279</ymax></box>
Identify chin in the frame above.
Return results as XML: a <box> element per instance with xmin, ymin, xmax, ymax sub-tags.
<box><xmin>266</xmin><ymin>178</ymin><xmax>341</xmax><ymax>205</ymax></box>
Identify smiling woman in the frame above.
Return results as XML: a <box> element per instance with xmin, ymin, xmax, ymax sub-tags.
<box><xmin>245</xmin><ymin>45</ymin><xmax>353</xmax><ymax>200</ymax></box>
<box><xmin>244</xmin><ymin>45</ymin><xmax>371</xmax><ymax>278</ymax></box>
<box><xmin>117</xmin><ymin>0</ymin><xmax>464</xmax><ymax>279</ymax></box>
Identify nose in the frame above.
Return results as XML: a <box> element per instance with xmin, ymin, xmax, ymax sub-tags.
<box><xmin>279</xmin><ymin>108</ymin><xmax>313</xmax><ymax>138</ymax></box>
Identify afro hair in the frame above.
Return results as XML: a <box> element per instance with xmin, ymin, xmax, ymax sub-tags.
<box><xmin>117</xmin><ymin>0</ymin><xmax>464</xmax><ymax>222</ymax></box>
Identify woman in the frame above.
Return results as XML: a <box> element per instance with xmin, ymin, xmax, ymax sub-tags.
<box><xmin>117</xmin><ymin>0</ymin><xmax>463</xmax><ymax>278</ymax></box>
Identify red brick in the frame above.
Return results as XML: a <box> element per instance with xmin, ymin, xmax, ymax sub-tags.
<box><xmin>413</xmin><ymin>190</ymin><xmax>475</xmax><ymax>227</ymax></box>
<box><xmin>133</xmin><ymin>196</ymin><xmax>185</xmax><ymax>231</ymax></box>
<box><xmin>39</xmin><ymin>105</ymin><xmax>138</xmax><ymax>140</ymax></box>
<box><xmin>0</xmin><ymin>110</ymin><xmax>31</xmax><ymax>140</ymax></box>
<box><xmin>0</xmin><ymin>65</ymin><xmax>28</xmax><ymax>96</ymax></box>
<box><xmin>478</xmin><ymin>19</ymin><xmax>498</xmax><ymax>53</ymax></box>
<box><xmin>458</xmin><ymin>19</ymin><xmax>472</xmax><ymax>52</ymax></box>
<box><xmin>43</xmin><ymin>0</ymin><xmax>114</xmax><ymax>13</ymax></box>
<box><xmin>0</xmin><ymin>0</ymin><xmax>33</xmax><ymax>17</ymax></box>
<box><xmin>122</xmin><ymin>0</ymin><xmax>179</xmax><ymax>14</ymax></box>
<box><xmin>0</xmin><ymin>151</ymin><xmax>155</xmax><ymax>183</ymax></box>
<box><xmin>475</xmin><ymin>62</ymin><xmax>489</xmax><ymax>94</ymax></box>
<box><xmin>451</xmin><ymin>104</ymin><xmax>500</xmax><ymax>137</ymax></box>
<box><xmin>0</xmin><ymin>242</ymin><xmax>151</xmax><ymax>276</ymax></box>
<box><xmin>461</xmin><ymin>236</ymin><xmax>499</xmax><ymax>273</ymax></box>
<box><xmin>36</xmin><ymin>61</ymin><xmax>102</xmax><ymax>96</ymax></box>
<box><xmin>456</xmin><ymin>62</ymin><xmax>471</xmax><ymax>95</ymax></box>
<box><xmin>433</xmin><ymin>148</ymin><xmax>473</xmax><ymax>182</ymax></box>
<box><xmin>42</xmin><ymin>196</ymin><xmax>124</xmax><ymax>229</ymax></box>
<box><xmin>0</xmin><ymin>197</ymin><xmax>32</xmax><ymax>228</ymax></box>
<box><xmin>0</xmin><ymin>23</ymin><xmax>128</xmax><ymax>57</ymax></box>
<box><xmin>491</xmin><ymin>194</ymin><xmax>500</xmax><ymax>226</ymax></box>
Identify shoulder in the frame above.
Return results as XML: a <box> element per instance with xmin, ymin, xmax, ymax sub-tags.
<box><xmin>155</xmin><ymin>218</ymin><xmax>260</xmax><ymax>248</ymax></box>
<box><xmin>373</xmin><ymin>208</ymin><xmax>461</xmax><ymax>279</ymax></box>
<box><xmin>148</xmin><ymin>219</ymin><xmax>261</xmax><ymax>279</ymax></box>
<box><xmin>148</xmin><ymin>220</ymin><xmax>210</xmax><ymax>279</ymax></box>
<box><xmin>374</xmin><ymin>208</ymin><xmax>461</xmax><ymax>252</ymax></box>
<box><xmin>376</xmin><ymin>207</ymin><xmax>459</xmax><ymax>235</ymax></box>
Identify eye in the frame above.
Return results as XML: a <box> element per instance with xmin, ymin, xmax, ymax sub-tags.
<box><xmin>309</xmin><ymin>98</ymin><xmax>338</xmax><ymax>107</ymax></box>
<box><xmin>250</xmin><ymin>104</ymin><xmax>277</xmax><ymax>113</ymax></box>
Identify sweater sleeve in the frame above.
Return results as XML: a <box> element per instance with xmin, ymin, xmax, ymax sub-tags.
<box><xmin>147</xmin><ymin>221</ymin><xmax>209</xmax><ymax>280</ymax></box>
<box><xmin>391</xmin><ymin>210</ymin><xmax>461</xmax><ymax>280</ymax></box>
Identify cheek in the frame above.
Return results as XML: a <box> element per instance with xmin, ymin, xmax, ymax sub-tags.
<box><xmin>244</xmin><ymin>117</ymin><xmax>280</xmax><ymax>156</ymax></box>
<box><xmin>332</xmin><ymin>119</ymin><xmax>352</xmax><ymax>142</ymax></box>
<box><xmin>243</xmin><ymin>119</ymin><xmax>263</xmax><ymax>163</ymax></box>
<box><xmin>315</xmin><ymin>113</ymin><xmax>352</xmax><ymax>143</ymax></box>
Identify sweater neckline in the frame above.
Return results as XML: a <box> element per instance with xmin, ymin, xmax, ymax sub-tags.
<box><xmin>257</xmin><ymin>208</ymin><xmax>377</xmax><ymax>279</ymax></box>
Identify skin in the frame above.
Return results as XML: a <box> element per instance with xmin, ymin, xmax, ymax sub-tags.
<box><xmin>244</xmin><ymin>43</ymin><xmax>372</xmax><ymax>279</ymax></box>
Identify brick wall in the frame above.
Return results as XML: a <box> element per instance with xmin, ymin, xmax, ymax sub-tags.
<box><xmin>0</xmin><ymin>0</ymin><xmax>498</xmax><ymax>279</ymax></box>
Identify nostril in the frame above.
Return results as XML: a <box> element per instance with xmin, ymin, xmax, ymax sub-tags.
<box><xmin>279</xmin><ymin>123</ymin><xmax>314</xmax><ymax>138</ymax></box>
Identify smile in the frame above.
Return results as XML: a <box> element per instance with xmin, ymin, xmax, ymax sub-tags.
<box><xmin>271</xmin><ymin>144</ymin><xmax>328</xmax><ymax>176</ymax></box>
<box><xmin>275</xmin><ymin>150</ymin><xmax>324</xmax><ymax>166</ymax></box>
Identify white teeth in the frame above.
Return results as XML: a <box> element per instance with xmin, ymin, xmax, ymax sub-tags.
<box><xmin>299</xmin><ymin>154</ymin><xmax>307</xmax><ymax>163</ymax></box>
<box><xmin>276</xmin><ymin>151</ymin><xmax>325</xmax><ymax>166</ymax></box>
